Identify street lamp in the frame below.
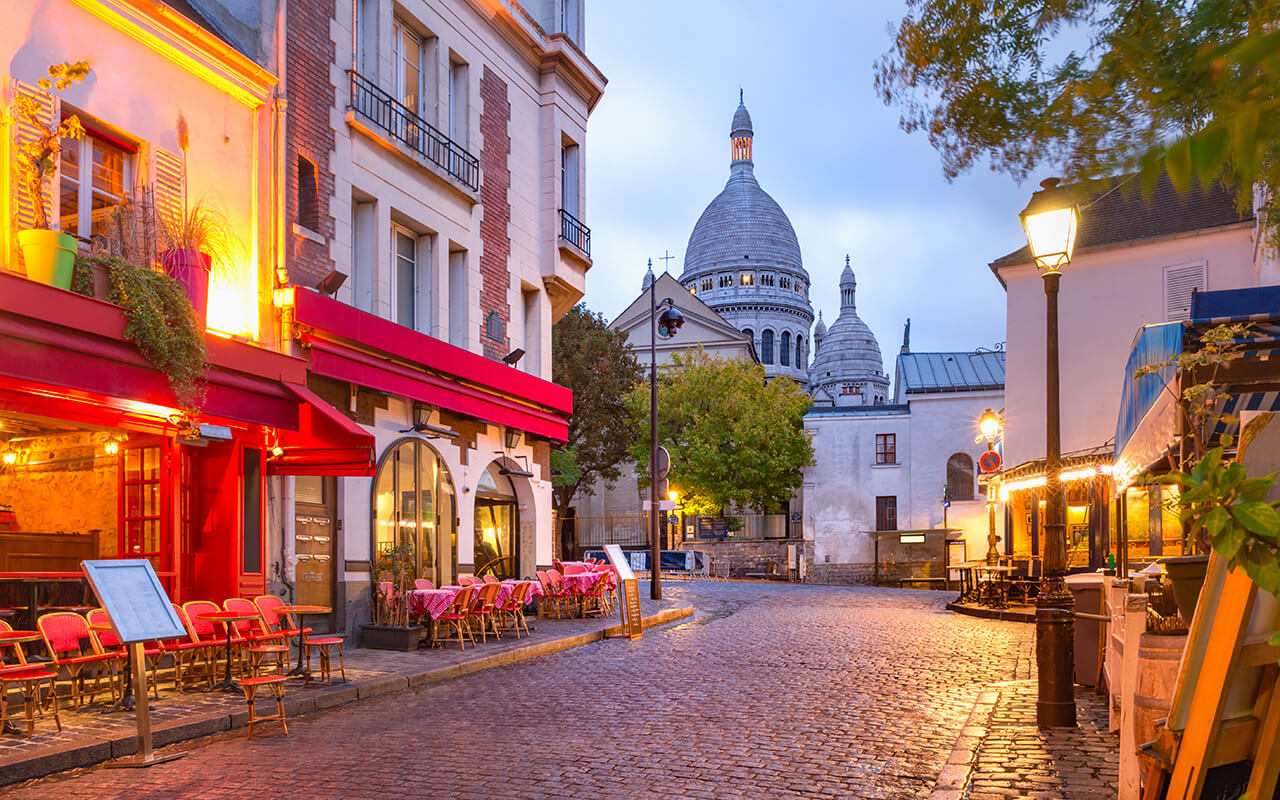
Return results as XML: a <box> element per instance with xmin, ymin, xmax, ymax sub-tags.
<box><xmin>1020</xmin><ymin>177</ymin><xmax>1080</xmax><ymax>729</ymax></box>
<box><xmin>977</xmin><ymin>408</ymin><xmax>1004</xmax><ymax>566</ymax></box>
<box><xmin>648</xmin><ymin>260</ymin><xmax>684</xmax><ymax>599</ymax></box>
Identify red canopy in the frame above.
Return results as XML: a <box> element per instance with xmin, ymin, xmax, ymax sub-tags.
<box><xmin>268</xmin><ymin>383</ymin><xmax>376</xmax><ymax>477</ymax></box>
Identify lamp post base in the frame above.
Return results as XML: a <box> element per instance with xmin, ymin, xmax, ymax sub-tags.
<box><xmin>1035</xmin><ymin>580</ymin><xmax>1077</xmax><ymax>728</ymax></box>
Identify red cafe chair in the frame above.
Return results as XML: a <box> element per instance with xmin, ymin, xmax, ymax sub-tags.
<box><xmin>497</xmin><ymin>581</ymin><xmax>531</xmax><ymax>638</ymax></box>
<box><xmin>433</xmin><ymin>586</ymin><xmax>476</xmax><ymax>650</ymax></box>
<box><xmin>414</xmin><ymin>579</ymin><xmax>435</xmax><ymax>591</ymax></box>
<box><xmin>85</xmin><ymin>608</ymin><xmax>164</xmax><ymax>699</ymax></box>
<box><xmin>0</xmin><ymin>619</ymin><xmax>60</xmax><ymax>737</ymax></box>
<box><xmin>468</xmin><ymin>582</ymin><xmax>502</xmax><ymax>644</ymax></box>
<box><xmin>165</xmin><ymin>604</ymin><xmax>217</xmax><ymax>691</ymax></box>
<box><xmin>482</xmin><ymin>575</ymin><xmax>500</xmax><ymax>585</ymax></box>
<box><xmin>37</xmin><ymin>612</ymin><xmax>122</xmax><ymax>708</ymax></box>
<box><xmin>224</xmin><ymin>598</ymin><xmax>289</xmax><ymax>677</ymax></box>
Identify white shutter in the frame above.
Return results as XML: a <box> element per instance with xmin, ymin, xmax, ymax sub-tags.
<box><xmin>9</xmin><ymin>79</ymin><xmax>57</xmax><ymax>266</ymax></box>
<box><xmin>1164</xmin><ymin>262</ymin><xmax>1207</xmax><ymax>321</ymax></box>
<box><xmin>151</xmin><ymin>145</ymin><xmax>184</xmax><ymax>227</ymax></box>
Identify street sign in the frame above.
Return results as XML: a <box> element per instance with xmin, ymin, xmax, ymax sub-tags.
<box><xmin>642</xmin><ymin>500</ymin><xmax>677</xmax><ymax>511</ymax></box>
<box><xmin>603</xmin><ymin>544</ymin><xmax>642</xmax><ymax>638</ymax></box>
<box><xmin>979</xmin><ymin>449</ymin><xmax>1002</xmax><ymax>473</ymax></box>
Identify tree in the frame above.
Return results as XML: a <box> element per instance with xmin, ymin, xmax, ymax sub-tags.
<box><xmin>625</xmin><ymin>350</ymin><xmax>814</xmax><ymax>516</ymax></box>
<box><xmin>876</xmin><ymin>0</ymin><xmax>1280</xmax><ymax>246</ymax></box>
<box><xmin>550</xmin><ymin>304</ymin><xmax>644</xmax><ymax>523</ymax></box>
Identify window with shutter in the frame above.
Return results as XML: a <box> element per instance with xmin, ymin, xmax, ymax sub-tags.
<box><xmin>151</xmin><ymin>145</ymin><xmax>184</xmax><ymax>228</ymax></box>
<box><xmin>1164</xmin><ymin>262</ymin><xmax>1206</xmax><ymax>321</ymax></box>
<box><xmin>9</xmin><ymin>79</ymin><xmax>57</xmax><ymax>265</ymax></box>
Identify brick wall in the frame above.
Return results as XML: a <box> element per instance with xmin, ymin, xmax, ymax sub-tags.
<box><xmin>681</xmin><ymin>538</ymin><xmax>813</xmax><ymax>579</ymax></box>
<box><xmin>478</xmin><ymin>66</ymin><xmax>511</xmax><ymax>360</ymax></box>
<box><xmin>285</xmin><ymin>0</ymin><xmax>336</xmax><ymax>289</ymax></box>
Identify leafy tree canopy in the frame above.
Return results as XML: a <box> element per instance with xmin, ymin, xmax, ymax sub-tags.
<box><xmin>550</xmin><ymin>304</ymin><xmax>643</xmax><ymax>516</ymax></box>
<box><xmin>876</xmin><ymin>0</ymin><xmax>1280</xmax><ymax>244</ymax></box>
<box><xmin>626</xmin><ymin>350</ymin><xmax>814</xmax><ymax>516</ymax></box>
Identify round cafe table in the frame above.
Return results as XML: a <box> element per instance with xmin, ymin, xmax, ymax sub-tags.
<box><xmin>88</xmin><ymin>620</ymin><xmax>139</xmax><ymax>712</ymax></box>
<box><xmin>197</xmin><ymin>611</ymin><xmax>259</xmax><ymax>692</ymax></box>
<box><xmin>277</xmin><ymin>605</ymin><xmax>331</xmax><ymax>680</ymax></box>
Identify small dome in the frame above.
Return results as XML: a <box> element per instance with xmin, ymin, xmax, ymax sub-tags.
<box><xmin>814</xmin><ymin>310</ymin><xmax>827</xmax><ymax>337</ymax></box>
<box><xmin>809</xmin><ymin>258</ymin><xmax>889</xmax><ymax>404</ymax></box>
<box><xmin>642</xmin><ymin>261</ymin><xmax>655</xmax><ymax>291</ymax></box>
<box><xmin>731</xmin><ymin>94</ymin><xmax>753</xmax><ymax>138</ymax></box>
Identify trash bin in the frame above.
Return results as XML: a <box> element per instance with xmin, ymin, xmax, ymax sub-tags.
<box><xmin>1065</xmin><ymin>572</ymin><xmax>1106</xmax><ymax>687</ymax></box>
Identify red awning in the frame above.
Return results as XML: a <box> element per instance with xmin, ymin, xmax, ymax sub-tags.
<box><xmin>269</xmin><ymin>383</ymin><xmax>376</xmax><ymax>477</ymax></box>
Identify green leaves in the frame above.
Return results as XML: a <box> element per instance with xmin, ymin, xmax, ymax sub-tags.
<box><xmin>1230</xmin><ymin>503</ymin><xmax>1280</xmax><ymax>540</ymax></box>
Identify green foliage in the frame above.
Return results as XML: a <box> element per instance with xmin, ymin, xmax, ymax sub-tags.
<box><xmin>1160</xmin><ymin>438</ymin><xmax>1280</xmax><ymax>594</ymax></box>
<box><xmin>106</xmin><ymin>259</ymin><xmax>207</xmax><ymax>418</ymax></box>
<box><xmin>626</xmin><ymin>350</ymin><xmax>814</xmax><ymax>515</ymax></box>
<box><xmin>71</xmin><ymin>254</ymin><xmax>95</xmax><ymax>297</ymax></box>
<box><xmin>157</xmin><ymin>197</ymin><xmax>236</xmax><ymax>280</ymax></box>
<box><xmin>550</xmin><ymin>304</ymin><xmax>644</xmax><ymax>516</ymax></box>
<box><xmin>877</xmin><ymin>1</ymin><xmax>1280</xmax><ymax>248</ymax></box>
<box><xmin>9</xmin><ymin>61</ymin><xmax>90</xmax><ymax>230</ymax></box>
<box><xmin>373</xmin><ymin>541</ymin><xmax>415</xmax><ymax>627</ymax></box>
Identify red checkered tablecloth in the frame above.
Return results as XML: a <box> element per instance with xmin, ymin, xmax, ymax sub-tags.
<box><xmin>406</xmin><ymin>581</ymin><xmax>543</xmax><ymax>619</ymax></box>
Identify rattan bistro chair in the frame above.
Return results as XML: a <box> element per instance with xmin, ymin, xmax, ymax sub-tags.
<box><xmin>497</xmin><ymin>581</ymin><xmax>531</xmax><ymax>638</ymax></box>
<box><xmin>433</xmin><ymin>585</ymin><xmax>476</xmax><ymax>650</ymax></box>
<box><xmin>468</xmin><ymin>582</ymin><xmax>502</xmax><ymax>644</ymax></box>
<box><xmin>0</xmin><ymin>620</ymin><xmax>61</xmax><ymax>737</ymax></box>
<box><xmin>37</xmin><ymin>612</ymin><xmax>122</xmax><ymax>709</ymax></box>
<box><xmin>86</xmin><ymin>608</ymin><xmax>163</xmax><ymax>699</ymax></box>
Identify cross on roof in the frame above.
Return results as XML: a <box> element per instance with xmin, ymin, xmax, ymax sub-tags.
<box><xmin>659</xmin><ymin>250</ymin><xmax>675</xmax><ymax>271</ymax></box>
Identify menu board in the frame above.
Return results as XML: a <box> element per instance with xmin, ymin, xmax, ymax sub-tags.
<box><xmin>604</xmin><ymin>545</ymin><xmax>643</xmax><ymax>638</ymax></box>
<box><xmin>81</xmin><ymin>560</ymin><xmax>187</xmax><ymax>644</ymax></box>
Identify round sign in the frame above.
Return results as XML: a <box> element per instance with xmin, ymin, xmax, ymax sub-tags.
<box><xmin>649</xmin><ymin>445</ymin><xmax>671</xmax><ymax>480</ymax></box>
<box><xmin>979</xmin><ymin>449</ymin><xmax>1002</xmax><ymax>473</ymax></box>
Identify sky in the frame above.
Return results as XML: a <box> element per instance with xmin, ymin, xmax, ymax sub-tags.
<box><xmin>581</xmin><ymin>0</ymin><xmax>1041</xmax><ymax>358</ymax></box>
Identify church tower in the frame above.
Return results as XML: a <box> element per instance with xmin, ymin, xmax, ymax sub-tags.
<box><xmin>809</xmin><ymin>256</ymin><xmax>890</xmax><ymax>406</ymax></box>
<box><xmin>679</xmin><ymin>94</ymin><xmax>814</xmax><ymax>382</ymax></box>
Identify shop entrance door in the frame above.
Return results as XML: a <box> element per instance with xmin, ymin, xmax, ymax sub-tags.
<box><xmin>293</xmin><ymin>476</ymin><xmax>336</xmax><ymax>633</ymax></box>
<box><xmin>119</xmin><ymin>438</ymin><xmax>176</xmax><ymax>592</ymax></box>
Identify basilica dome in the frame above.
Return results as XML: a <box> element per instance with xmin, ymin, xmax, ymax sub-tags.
<box><xmin>679</xmin><ymin>95</ymin><xmax>813</xmax><ymax>383</ymax></box>
<box><xmin>809</xmin><ymin>259</ymin><xmax>890</xmax><ymax>406</ymax></box>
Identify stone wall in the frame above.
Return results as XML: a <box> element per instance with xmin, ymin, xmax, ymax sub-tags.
<box><xmin>682</xmin><ymin>538</ymin><xmax>812</xmax><ymax>579</ymax></box>
<box><xmin>0</xmin><ymin>432</ymin><xmax>116</xmax><ymax>555</ymax></box>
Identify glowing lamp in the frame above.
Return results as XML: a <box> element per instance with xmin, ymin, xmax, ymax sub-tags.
<box><xmin>104</xmin><ymin>441</ymin><xmax>120</xmax><ymax>456</ymax></box>
<box><xmin>2</xmin><ymin>452</ymin><xmax>15</xmax><ymax>465</ymax></box>
<box><xmin>978</xmin><ymin>408</ymin><xmax>1003</xmax><ymax>449</ymax></box>
<box><xmin>1019</xmin><ymin>178</ymin><xmax>1079</xmax><ymax>273</ymax></box>
<box><xmin>668</xmin><ymin>490</ymin><xmax>679</xmax><ymax>504</ymax></box>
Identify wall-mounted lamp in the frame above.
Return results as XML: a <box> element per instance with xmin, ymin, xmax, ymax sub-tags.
<box><xmin>401</xmin><ymin>402</ymin><xmax>460</xmax><ymax>438</ymax></box>
<box><xmin>104</xmin><ymin>441</ymin><xmax>119</xmax><ymax>456</ymax></box>
<box><xmin>502</xmin><ymin>348</ymin><xmax>525</xmax><ymax>366</ymax></box>
<box><xmin>316</xmin><ymin>270</ymin><xmax>348</xmax><ymax>296</ymax></box>
<box><xmin>504</xmin><ymin>428</ymin><xmax>522</xmax><ymax>449</ymax></box>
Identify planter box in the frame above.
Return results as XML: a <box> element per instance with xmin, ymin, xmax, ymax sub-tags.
<box><xmin>360</xmin><ymin>624</ymin><xmax>425</xmax><ymax>651</ymax></box>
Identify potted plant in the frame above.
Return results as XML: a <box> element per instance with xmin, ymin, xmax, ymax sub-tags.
<box><xmin>157</xmin><ymin>198</ymin><xmax>231</xmax><ymax>331</ymax></box>
<box><xmin>10</xmin><ymin>61</ymin><xmax>90</xmax><ymax>289</ymax></box>
<box><xmin>361</xmin><ymin>542</ymin><xmax>425</xmax><ymax>651</ymax></box>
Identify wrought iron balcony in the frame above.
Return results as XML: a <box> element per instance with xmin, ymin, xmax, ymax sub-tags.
<box><xmin>559</xmin><ymin>208</ymin><xmax>590</xmax><ymax>257</ymax></box>
<box><xmin>347</xmin><ymin>70</ymin><xmax>479</xmax><ymax>191</ymax></box>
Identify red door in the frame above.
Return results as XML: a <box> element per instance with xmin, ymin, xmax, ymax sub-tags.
<box><xmin>119</xmin><ymin>438</ymin><xmax>177</xmax><ymax>592</ymax></box>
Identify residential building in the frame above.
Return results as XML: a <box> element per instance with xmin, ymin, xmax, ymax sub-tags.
<box><xmin>279</xmin><ymin>0</ymin><xmax>605</xmax><ymax>633</ymax></box>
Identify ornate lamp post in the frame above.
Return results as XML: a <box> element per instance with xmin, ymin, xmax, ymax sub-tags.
<box><xmin>978</xmin><ymin>408</ymin><xmax>1004</xmax><ymax>566</ymax></box>
<box><xmin>649</xmin><ymin>262</ymin><xmax>684</xmax><ymax>599</ymax></box>
<box><xmin>1020</xmin><ymin>177</ymin><xmax>1080</xmax><ymax>728</ymax></box>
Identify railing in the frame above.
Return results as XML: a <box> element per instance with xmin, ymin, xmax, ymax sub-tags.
<box><xmin>347</xmin><ymin>70</ymin><xmax>479</xmax><ymax>191</ymax></box>
<box><xmin>568</xmin><ymin>514</ymin><xmax>648</xmax><ymax>550</ymax></box>
<box><xmin>559</xmin><ymin>208</ymin><xmax>591</xmax><ymax>256</ymax></box>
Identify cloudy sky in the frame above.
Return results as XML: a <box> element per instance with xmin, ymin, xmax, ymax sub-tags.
<box><xmin>581</xmin><ymin>0</ymin><xmax>1041</xmax><ymax>357</ymax></box>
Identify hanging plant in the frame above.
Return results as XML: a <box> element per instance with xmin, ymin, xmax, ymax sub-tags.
<box><xmin>105</xmin><ymin>259</ymin><xmax>207</xmax><ymax>417</ymax></box>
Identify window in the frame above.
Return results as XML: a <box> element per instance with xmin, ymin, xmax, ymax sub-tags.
<box><xmin>740</xmin><ymin>272</ymin><xmax>753</xmax><ymax>286</ymax></box>
<box><xmin>761</xmin><ymin>329</ymin><xmax>774</xmax><ymax>364</ymax></box>
<box><xmin>296</xmin><ymin>156</ymin><xmax>318</xmax><ymax>231</ymax></box>
<box><xmin>742</xmin><ymin>328</ymin><xmax>753</xmax><ymax>346</ymax></box>
<box><xmin>242</xmin><ymin>448</ymin><xmax>262</xmax><ymax>573</ymax></box>
<box><xmin>875</xmin><ymin>496</ymin><xmax>897</xmax><ymax>531</ymax></box>
<box><xmin>393</xmin><ymin>226</ymin><xmax>418</xmax><ymax>328</ymax></box>
<box><xmin>796</xmin><ymin>335</ymin><xmax>804</xmax><ymax>368</ymax></box>
<box><xmin>351</xmin><ymin>196</ymin><xmax>376</xmax><ymax>313</ymax></box>
<box><xmin>561</xmin><ymin>141</ymin><xmax>580</xmax><ymax>217</ymax></box>
<box><xmin>58</xmin><ymin>131</ymin><xmax>130</xmax><ymax>238</ymax></box>
<box><xmin>719</xmin><ymin>274</ymin><xmax>732</xmax><ymax>288</ymax></box>
<box><xmin>1164</xmin><ymin>262</ymin><xmax>1207</xmax><ymax>321</ymax></box>
<box><xmin>448</xmin><ymin>57</ymin><xmax>468</xmax><ymax>146</ymax></box>
<box><xmin>373</xmin><ymin>438</ymin><xmax>458</xmax><ymax>587</ymax></box>
<box><xmin>780</xmin><ymin>331</ymin><xmax>791</xmax><ymax>366</ymax></box>
<box><xmin>796</xmin><ymin>282</ymin><xmax>805</xmax><ymax>294</ymax></box>
<box><xmin>701</xmin><ymin>278</ymin><xmax>712</xmax><ymax>292</ymax></box>
<box><xmin>448</xmin><ymin>247</ymin><xmax>468</xmax><ymax>346</ymax></box>
<box><xmin>762</xmin><ymin>273</ymin><xmax>774</xmax><ymax>286</ymax></box>
<box><xmin>875</xmin><ymin>433</ymin><xmax>896</xmax><ymax>465</ymax></box>
<box><xmin>394</xmin><ymin>20</ymin><xmax>424</xmax><ymax>115</ymax></box>
<box><xmin>946</xmin><ymin>453</ymin><xmax>975</xmax><ymax>501</ymax></box>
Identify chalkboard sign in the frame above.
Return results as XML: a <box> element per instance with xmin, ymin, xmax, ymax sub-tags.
<box><xmin>81</xmin><ymin>560</ymin><xmax>186</xmax><ymax>644</ymax></box>
<box><xmin>604</xmin><ymin>544</ymin><xmax>643</xmax><ymax>638</ymax></box>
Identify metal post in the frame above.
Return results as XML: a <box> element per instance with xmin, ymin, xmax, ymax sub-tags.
<box><xmin>650</xmin><ymin>279</ymin><xmax>662</xmax><ymax>600</ymax></box>
<box><xmin>986</xmin><ymin>500</ymin><xmax>999</xmax><ymax>565</ymax></box>
<box><xmin>1037</xmin><ymin>270</ymin><xmax>1077</xmax><ymax>728</ymax></box>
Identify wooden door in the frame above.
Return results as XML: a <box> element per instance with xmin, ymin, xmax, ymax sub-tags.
<box><xmin>119</xmin><ymin>438</ymin><xmax>176</xmax><ymax>591</ymax></box>
<box><xmin>294</xmin><ymin>476</ymin><xmax>336</xmax><ymax>631</ymax></box>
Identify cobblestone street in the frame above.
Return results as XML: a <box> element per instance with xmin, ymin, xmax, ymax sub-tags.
<box><xmin>3</xmin><ymin>583</ymin><xmax>1076</xmax><ymax>799</ymax></box>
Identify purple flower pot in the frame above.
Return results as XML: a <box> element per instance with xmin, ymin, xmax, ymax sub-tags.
<box><xmin>160</xmin><ymin>249</ymin><xmax>211</xmax><ymax>331</ymax></box>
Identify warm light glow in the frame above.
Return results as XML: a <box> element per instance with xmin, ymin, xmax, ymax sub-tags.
<box><xmin>977</xmin><ymin>408</ymin><xmax>1003</xmax><ymax>446</ymax></box>
<box><xmin>207</xmin><ymin>256</ymin><xmax>259</xmax><ymax>339</ymax></box>
<box><xmin>1023</xmin><ymin>208</ymin><xmax>1078</xmax><ymax>271</ymax></box>
<box><xmin>1067</xmin><ymin>505</ymin><xmax>1088</xmax><ymax>525</ymax></box>
<box><xmin>668</xmin><ymin>490</ymin><xmax>679</xmax><ymax>503</ymax></box>
<box><xmin>273</xmin><ymin>287</ymin><xmax>296</xmax><ymax>308</ymax></box>
<box><xmin>104</xmin><ymin>441</ymin><xmax>119</xmax><ymax>456</ymax></box>
<box><xmin>993</xmin><ymin>462</ymin><xmax>1113</xmax><ymax>500</ymax></box>
<box><xmin>2</xmin><ymin>452</ymin><xmax>16</xmax><ymax>465</ymax></box>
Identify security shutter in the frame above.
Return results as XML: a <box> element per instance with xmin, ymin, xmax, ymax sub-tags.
<box><xmin>9</xmin><ymin>79</ymin><xmax>57</xmax><ymax>266</ymax></box>
<box><xmin>151</xmin><ymin>145</ymin><xmax>184</xmax><ymax>227</ymax></box>
<box><xmin>1164</xmin><ymin>262</ymin><xmax>1206</xmax><ymax>321</ymax></box>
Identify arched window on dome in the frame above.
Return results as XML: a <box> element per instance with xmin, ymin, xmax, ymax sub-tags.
<box><xmin>742</xmin><ymin>328</ymin><xmax>753</xmax><ymax>350</ymax></box>
<box><xmin>761</xmin><ymin>329</ymin><xmax>774</xmax><ymax>364</ymax></box>
<box><xmin>780</xmin><ymin>332</ymin><xmax>791</xmax><ymax>366</ymax></box>
<box><xmin>701</xmin><ymin>278</ymin><xmax>712</xmax><ymax>292</ymax></box>
<box><xmin>946</xmin><ymin>453</ymin><xmax>975</xmax><ymax>501</ymax></box>
<box><xmin>796</xmin><ymin>335</ymin><xmax>804</xmax><ymax>368</ymax></box>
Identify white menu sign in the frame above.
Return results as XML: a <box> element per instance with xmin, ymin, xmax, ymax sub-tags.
<box><xmin>81</xmin><ymin>560</ymin><xmax>187</xmax><ymax>644</ymax></box>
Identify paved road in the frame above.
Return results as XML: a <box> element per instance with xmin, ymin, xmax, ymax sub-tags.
<box><xmin>2</xmin><ymin>583</ymin><xmax>1032</xmax><ymax>799</ymax></box>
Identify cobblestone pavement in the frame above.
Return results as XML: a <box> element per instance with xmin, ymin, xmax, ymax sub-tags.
<box><xmin>3</xmin><ymin>583</ymin><xmax>1040</xmax><ymax>799</ymax></box>
<box><xmin>960</xmin><ymin>681</ymin><xmax>1118</xmax><ymax>800</ymax></box>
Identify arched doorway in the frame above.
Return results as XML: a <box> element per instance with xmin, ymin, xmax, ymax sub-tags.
<box><xmin>372</xmin><ymin>438</ymin><xmax>458</xmax><ymax>586</ymax></box>
<box><xmin>474</xmin><ymin>461</ymin><xmax>519</xmax><ymax>579</ymax></box>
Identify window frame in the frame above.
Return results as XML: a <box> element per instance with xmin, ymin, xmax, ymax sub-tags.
<box><xmin>875</xmin><ymin>433</ymin><xmax>896</xmax><ymax>465</ymax></box>
<box><xmin>393</xmin><ymin>18</ymin><xmax>425</xmax><ymax>117</ymax></box>
<box><xmin>946</xmin><ymin>452</ymin><xmax>976</xmax><ymax>501</ymax></box>
<box><xmin>58</xmin><ymin>129</ymin><xmax>132</xmax><ymax>240</ymax></box>
<box><xmin>875</xmin><ymin>496</ymin><xmax>897</xmax><ymax>532</ymax></box>
<box><xmin>391</xmin><ymin>224</ymin><xmax>419</xmax><ymax>329</ymax></box>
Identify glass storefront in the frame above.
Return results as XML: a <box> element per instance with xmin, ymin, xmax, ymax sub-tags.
<box><xmin>372</xmin><ymin>438</ymin><xmax>457</xmax><ymax>586</ymax></box>
<box><xmin>473</xmin><ymin>462</ymin><xmax>518</xmax><ymax>579</ymax></box>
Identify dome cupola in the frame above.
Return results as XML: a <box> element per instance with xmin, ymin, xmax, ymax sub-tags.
<box><xmin>809</xmin><ymin>256</ymin><xmax>889</xmax><ymax>406</ymax></box>
<box><xmin>731</xmin><ymin>90</ymin><xmax>753</xmax><ymax>163</ymax></box>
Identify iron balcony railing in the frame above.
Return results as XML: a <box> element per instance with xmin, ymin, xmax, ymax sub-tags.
<box><xmin>559</xmin><ymin>208</ymin><xmax>591</xmax><ymax>257</ymax></box>
<box><xmin>347</xmin><ymin>70</ymin><xmax>479</xmax><ymax>191</ymax></box>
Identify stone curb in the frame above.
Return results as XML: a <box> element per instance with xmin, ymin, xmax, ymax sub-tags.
<box><xmin>945</xmin><ymin>602</ymin><xmax>1035</xmax><ymax>623</ymax></box>
<box><xmin>0</xmin><ymin>605</ymin><xmax>694</xmax><ymax>786</ymax></box>
<box><xmin>928</xmin><ymin>684</ymin><xmax>1001</xmax><ymax>800</ymax></box>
